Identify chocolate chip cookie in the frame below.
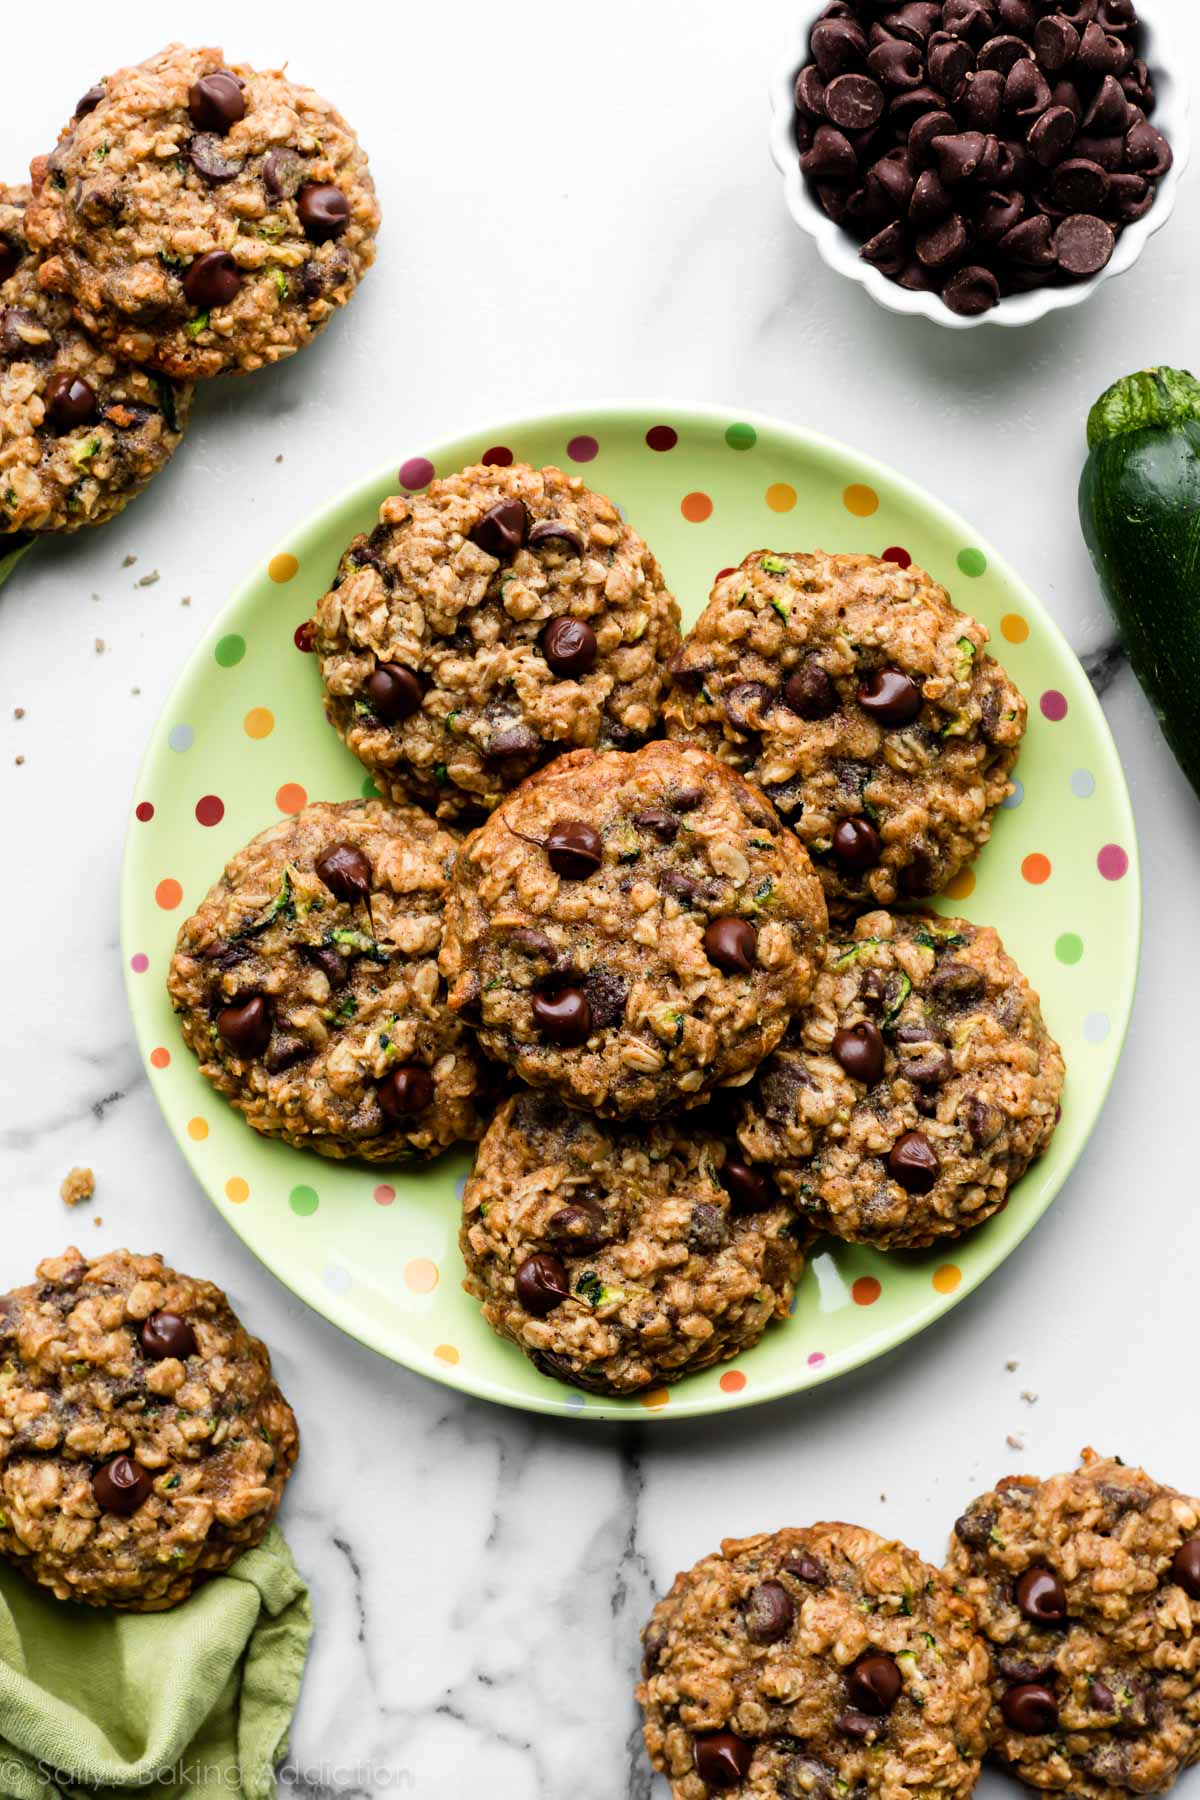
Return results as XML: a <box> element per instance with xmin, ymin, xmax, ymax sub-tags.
<box><xmin>664</xmin><ymin>551</ymin><xmax>1026</xmax><ymax>918</ymax></box>
<box><xmin>0</xmin><ymin>1248</ymin><xmax>297</xmax><ymax>1610</ymax></box>
<box><xmin>0</xmin><ymin>184</ymin><xmax>190</xmax><ymax>532</ymax></box>
<box><xmin>736</xmin><ymin>909</ymin><xmax>1063</xmax><ymax>1250</ymax></box>
<box><xmin>167</xmin><ymin>798</ymin><xmax>493</xmax><ymax>1161</ymax></box>
<box><xmin>949</xmin><ymin>1449</ymin><xmax>1200</xmax><ymax>1798</ymax></box>
<box><xmin>639</xmin><ymin>1522</ymin><xmax>990</xmax><ymax>1798</ymax></box>
<box><xmin>440</xmin><ymin>740</ymin><xmax>828</xmax><ymax>1117</ymax></box>
<box><xmin>460</xmin><ymin>1090</ymin><xmax>808</xmax><ymax>1395</ymax></box>
<box><xmin>26</xmin><ymin>44</ymin><xmax>379</xmax><ymax>379</ymax></box>
<box><xmin>313</xmin><ymin>460</ymin><xmax>682</xmax><ymax>823</ymax></box>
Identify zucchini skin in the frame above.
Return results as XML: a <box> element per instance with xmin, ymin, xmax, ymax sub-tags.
<box><xmin>1079</xmin><ymin>368</ymin><xmax>1200</xmax><ymax>799</ymax></box>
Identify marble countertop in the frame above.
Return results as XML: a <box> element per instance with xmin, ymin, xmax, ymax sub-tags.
<box><xmin>3</xmin><ymin>2</ymin><xmax>1200</xmax><ymax>1794</ymax></box>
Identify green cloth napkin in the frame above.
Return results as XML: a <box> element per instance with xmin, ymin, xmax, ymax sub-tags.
<box><xmin>0</xmin><ymin>1526</ymin><xmax>311</xmax><ymax>1800</ymax></box>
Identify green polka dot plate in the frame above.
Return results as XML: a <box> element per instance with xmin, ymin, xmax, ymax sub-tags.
<box><xmin>121</xmin><ymin>404</ymin><xmax>1139</xmax><ymax>1420</ymax></box>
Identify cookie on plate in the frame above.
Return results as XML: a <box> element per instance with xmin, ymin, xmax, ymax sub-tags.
<box><xmin>441</xmin><ymin>740</ymin><xmax>828</xmax><ymax>1118</ymax></box>
<box><xmin>460</xmin><ymin>1090</ymin><xmax>808</xmax><ymax>1395</ymax></box>
<box><xmin>949</xmin><ymin>1449</ymin><xmax>1200</xmax><ymax>1798</ymax></box>
<box><xmin>167</xmin><ymin>798</ymin><xmax>494</xmax><ymax>1161</ymax></box>
<box><xmin>312</xmin><ymin>460</ymin><xmax>682</xmax><ymax>822</ymax></box>
<box><xmin>26</xmin><ymin>43</ymin><xmax>379</xmax><ymax>379</ymax></box>
<box><xmin>664</xmin><ymin>551</ymin><xmax>1026</xmax><ymax>918</ymax></box>
<box><xmin>639</xmin><ymin>1522</ymin><xmax>990</xmax><ymax>1798</ymax></box>
<box><xmin>736</xmin><ymin>909</ymin><xmax>1063</xmax><ymax>1250</ymax></box>
<box><xmin>0</xmin><ymin>1248</ymin><xmax>297</xmax><ymax>1610</ymax></box>
<box><xmin>0</xmin><ymin>184</ymin><xmax>190</xmax><ymax>533</ymax></box>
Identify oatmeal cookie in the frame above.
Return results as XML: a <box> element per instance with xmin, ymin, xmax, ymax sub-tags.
<box><xmin>167</xmin><ymin>799</ymin><xmax>493</xmax><ymax>1161</ymax></box>
<box><xmin>460</xmin><ymin>1090</ymin><xmax>808</xmax><ymax>1395</ymax></box>
<box><xmin>0</xmin><ymin>1247</ymin><xmax>297</xmax><ymax>1610</ymax></box>
<box><xmin>737</xmin><ymin>910</ymin><xmax>1063</xmax><ymax>1251</ymax></box>
<box><xmin>664</xmin><ymin>551</ymin><xmax>1026</xmax><ymax>918</ymax></box>
<box><xmin>25</xmin><ymin>44</ymin><xmax>379</xmax><ymax>379</ymax></box>
<box><xmin>0</xmin><ymin>184</ymin><xmax>190</xmax><ymax>532</ymax></box>
<box><xmin>441</xmin><ymin>741</ymin><xmax>828</xmax><ymax>1118</ymax></box>
<box><xmin>948</xmin><ymin>1449</ymin><xmax>1200</xmax><ymax>1798</ymax></box>
<box><xmin>639</xmin><ymin>1522</ymin><xmax>990</xmax><ymax>1798</ymax></box>
<box><xmin>313</xmin><ymin>461</ymin><xmax>682</xmax><ymax>822</ymax></box>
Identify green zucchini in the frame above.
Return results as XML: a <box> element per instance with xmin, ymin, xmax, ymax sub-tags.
<box><xmin>1079</xmin><ymin>367</ymin><xmax>1200</xmax><ymax>798</ymax></box>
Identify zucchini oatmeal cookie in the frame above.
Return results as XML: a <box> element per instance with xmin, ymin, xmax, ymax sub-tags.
<box><xmin>664</xmin><ymin>551</ymin><xmax>1026</xmax><ymax>919</ymax></box>
<box><xmin>460</xmin><ymin>1090</ymin><xmax>809</xmax><ymax>1395</ymax></box>
<box><xmin>0</xmin><ymin>184</ymin><xmax>190</xmax><ymax>532</ymax></box>
<box><xmin>167</xmin><ymin>798</ymin><xmax>493</xmax><ymax>1161</ymax></box>
<box><xmin>440</xmin><ymin>740</ymin><xmax>828</xmax><ymax>1118</ymax></box>
<box><xmin>639</xmin><ymin>1523</ymin><xmax>990</xmax><ymax>1798</ymax></box>
<box><xmin>0</xmin><ymin>1247</ymin><xmax>297</xmax><ymax>1611</ymax></box>
<box><xmin>949</xmin><ymin>1449</ymin><xmax>1200</xmax><ymax>1798</ymax></box>
<box><xmin>25</xmin><ymin>43</ymin><xmax>379</xmax><ymax>379</ymax></box>
<box><xmin>737</xmin><ymin>910</ymin><xmax>1063</xmax><ymax>1251</ymax></box>
<box><xmin>312</xmin><ymin>460</ymin><xmax>682</xmax><ymax>823</ymax></box>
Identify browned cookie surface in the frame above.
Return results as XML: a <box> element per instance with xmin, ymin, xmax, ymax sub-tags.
<box><xmin>949</xmin><ymin>1450</ymin><xmax>1200</xmax><ymax>1798</ymax></box>
<box><xmin>26</xmin><ymin>44</ymin><xmax>378</xmax><ymax>378</ymax></box>
<box><xmin>460</xmin><ymin>1091</ymin><xmax>808</xmax><ymax>1395</ymax></box>
<box><xmin>0</xmin><ymin>1248</ymin><xmax>296</xmax><ymax>1610</ymax></box>
<box><xmin>441</xmin><ymin>741</ymin><xmax>828</xmax><ymax>1118</ymax></box>
<box><xmin>168</xmin><ymin>799</ymin><xmax>494</xmax><ymax>1161</ymax></box>
<box><xmin>313</xmin><ymin>461</ymin><xmax>681</xmax><ymax>822</ymax></box>
<box><xmin>639</xmin><ymin>1523</ymin><xmax>990</xmax><ymax>1798</ymax></box>
<box><xmin>737</xmin><ymin>910</ymin><xmax>1063</xmax><ymax>1250</ymax></box>
<box><xmin>0</xmin><ymin>184</ymin><xmax>190</xmax><ymax>532</ymax></box>
<box><xmin>665</xmin><ymin>552</ymin><xmax>1025</xmax><ymax>918</ymax></box>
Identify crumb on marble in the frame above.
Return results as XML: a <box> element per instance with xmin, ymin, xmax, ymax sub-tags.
<box><xmin>1006</xmin><ymin>1359</ymin><xmax>1019</xmax><ymax>1371</ymax></box>
<box><xmin>137</xmin><ymin>570</ymin><xmax>160</xmax><ymax>588</ymax></box>
<box><xmin>94</xmin><ymin>638</ymin><xmax>105</xmax><ymax>653</ymax></box>
<box><xmin>1006</xmin><ymin>1433</ymin><xmax>1025</xmax><ymax>1451</ymax></box>
<box><xmin>14</xmin><ymin>754</ymin><xmax>25</xmax><ymax>766</ymax></box>
<box><xmin>60</xmin><ymin>1167</ymin><xmax>95</xmax><ymax>1208</ymax></box>
<box><xmin>181</xmin><ymin>595</ymin><xmax>192</xmax><ymax>607</ymax></box>
<box><xmin>122</xmin><ymin>553</ymin><xmax>137</xmax><ymax>568</ymax></box>
<box><xmin>1021</xmin><ymin>1390</ymin><xmax>1038</xmax><ymax>1404</ymax></box>
<box><xmin>13</xmin><ymin>707</ymin><xmax>24</xmax><ymax>719</ymax></box>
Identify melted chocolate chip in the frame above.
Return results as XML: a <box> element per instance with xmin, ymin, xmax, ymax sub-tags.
<box><xmin>315</xmin><ymin>842</ymin><xmax>372</xmax><ymax>904</ymax></box>
<box><xmin>532</xmin><ymin>988</ymin><xmax>592</xmax><ymax>1044</ymax></box>
<box><xmin>140</xmin><ymin>1311</ymin><xmax>197</xmax><ymax>1361</ymax></box>
<box><xmin>44</xmin><ymin>373</ymin><xmax>97</xmax><ymax>430</ymax></box>
<box><xmin>633</xmin><ymin>808</ymin><xmax>678</xmax><ymax>841</ymax></box>
<box><xmin>528</xmin><ymin>518</ymin><xmax>584</xmax><ymax>556</ymax></box>
<box><xmin>545</xmin><ymin>819</ymin><xmax>602</xmax><ymax>879</ymax></box>
<box><xmin>187</xmin><ymin>71</ymin><xmax>246</xmax><ymax>134</ymax></box>
<box><xmin>378</xmin><ymin>1064</ymin><xmax>434</xmax><ymax>1118</ymax></box>
<box><xmin>1016</xmin><ymin>1567</ymin><xmax>1068</xmax><ymax>1624</ymax></box>
<box><xmin>782</xmin><ymin>1551</ymin><xmax>828</xmax><ymax>1586</ymax></box>
<box><xmin>832</xmin><ymin>1020</ymin><xmax>885</xmax><ymax>1084</ymax></box>
<box><xmin>188</xmin><ymin>133</ymin><xmax>245</xmax><ymax>183</ymax></box>
<box><xmin>784</xmin><ymin>660</ymin><xmax>839</xmax><ymax>719</ymax></box>
<box><xmin>1001</xmin><ymin>1682</ymin><xmax>1059</xmax><ymax>1735</ymax></box>
<box><xmin>719</xmin><ymin>1159</ymin><xmax>774</xmax><ymax>1214</ymax></box>
<box><xmin>887</xmin><ymin>1130</ymin><xmax>940</xmax><ymax>1192</ymax></box>
<box><xmin>847</xmin><ymin>1653</ymin><xmax>903</xmax><ymax>1714</ymax></box>
<box><xmin>182</xmin><ymin>250</ymin><xmax>242</xmax><ymax>310</ymax></box>
<box><xmin>469</xmin><ymin>497</ymin><xmax>528</xmax><ymax>560</ymax></box>
<box><xmin>366</xmin><ymin>662</ymin><xmax>422</xmax><ymax>722</ymax></box>
<box><xmin>859</xmin><ymin>667</ymin><xmax>923</xmax><ymax>725</ymax></box>
<box><xmin>262</xmin><ymin>147</ymin><xmax>306</xmax><ymax>201</ymax></box>
<box><xmin>297</xmin><ymin>183</ymin><xmax>351</xmax><ymax>241</ymax></box>
<box><xmin>704</xmin><ymin>916</ymin><xmax>757</xmax><ymax>974</ymax></box>
<box><xmin>216</xmin><ymin>995</ymin><xmax>272</xmax><ymax>1058</ymax></box>
<box><xmin>541</xmin><ymin>616</ymin><xmax>597</xmax><ymax>677</ymax></box>
<box><xmin>832</xmin><ymin>818</ymin><xmax>882</xmax><ymax>870</ymax></box>
<box><xmin>1171</xmin><ymin>1539</ymin><xmax>1200</xmax><ymax>1599</ymax></box>
<box><xmin>693</xmin><ymin>1733</ymin><xmax>753</xmax><ymax>1789</ymax></box>
<box><xmin>93</xmin><ymin>1455</ymin><xmax>152</xmax><ymax>1515</ymax></box>
<box><xmin>75</xmin><ymin>83</ymin><xmax>106</xmax><ymax>118</ymax></box>
<box><xmin>546</xmin><ymin>1202</ymin><xmax>609</xmax><ymax>1254</ymax></box>
<box><xmin>745</xmin><ymin>1580</ymin><xmax>795</xmax><ymax>1644</ymax></box>
<box><xmin>515</xmin><ymin>1252</ymin><xmax>570</xmax><ymax>1316</ymax></box>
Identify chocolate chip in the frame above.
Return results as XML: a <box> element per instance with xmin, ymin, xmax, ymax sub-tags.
<box><xmin>217</xmin><ymin>995</ymin><xmax>271</xmax><ymax>1058</ymax></box>
<box><xmin>688</xmin><ymin>1202</ymin><xmax>726</xmax><ymax>1251</ymax></box>
<box><xmin>670</xmin><ymin>784</ymin><xmax>705</xmax><ymax>812</ymax></box>
<box><xmin>532</xmin><ymin>987</ymin><xmax>591</xmax><ymax>1044</ymax></box>
<box><xmin>889</xmin><ymin>83</ymin><xmax>948</xmax><ymax>130</ymax></box>
<box><xmin>1050</xmin><ymin>158</ymin><xmax>1109</xmax><ymax>211</ymax></box>
<box><xmin>886</xmin><ymin>2</ymin><xmax>943</xmax><ymax>43</ymax></box>
<box><xmin>693</xmin><ymin>1733</ymin><xmax>753</xmax><ymax>1789</ymax></box>
<box><xmin>943</xmin><ymin>264</ymin><xmax>1000</xmax><ymax>312</ymax></box>
<box><xmin>264</xmin><ymin>1035</ymin><xmax>309</xmax><ymax>1074</ymax></box>
<box><xmin>1016</xmin><ymin>1567</ymin><xmax>1068</xmax><ymax>1624</ymax></box>
<box><xmin>847</xmin><ymin>1653</ymin><xmax>903</xmax><ymax>1714</ymax></box>
<box><xmin>188</xmin><ymin>134</ymin><xmax>245</xmax><ymax>183</ymax></box>
<box><xmin>470</xmin><ymin>497</ymin><xmax>528</xmax><ymax>560</ymax></box>
<box><xmin>888</xmin><ymin>1130</ymin><xmax>940</xmax><ymax>1192</ymax></box>
<box><xmin>954</xmin><ymin>1506</ymin><xmax>995</xmax><ymax>1549</ymax></box>
<box><xmin>900</xmin><ymin>1046</ymin><xmax>953</xmax><ymax>1086</ymax></box>
<box><xmin>0</xmin><ymin>239</ymin><xmax>19</xmax><ymax>286</ymax></box>
<box><xmin>660</xmin><ymin>869</ymin><xmax>700</xmax><ymax>907</ymax></box>
<box><xmin>75</xmin><ymin>83</ymin><xmax>106</xmax><ymax>117</ymax></box>
<box><xmin>366</xmin><ymin>663</ymin><xmax>422</xmax><ymax>722</ymax></box>
<box><xmin>745</xmin><ymin>1580</ymin><xmax>795</xmax><ymax>1644</ymax></box>
<box><xmin>783</xmin><ymin>660</ymin><xmax>838</xmax><ymax>718</ymax></box>
<box><xmin>1089</xmin><ymin>1679</ymin><xmax>1116</xmax><ymax>1712</ymax></box>
<box><xmin>528</xmin><ymin>518</ymin><xmax>585</xmax><ymax>556</ymax></box>
<box><xmin>634</xmin><ymin>808</ymin><xmax>678</xmax><ymax>841</ymax></box>
<box><xmin>704</xmin><ymin>916</ymin><xmax>757</xmax><ymax>974</ymax></box>
<box><xmin>1078</xmin><ymin>19</ymin><xmax>1124</xmax><ymax>72</ymax></box>
<box><xmin>960</xmin><ymin>68</ymin><xmax>1004</xmax><ymax>130</ymax></box>
<box><xmin>1126</xmin><ymin>120</ymin><xmax>1172</xmax><ymax>179</ymax></box>
<box><xmin>832</xmin><ymin>818</ymin><xmax>881</xmax><ymax>870</ymax></box>
<box><xmin>832</xmin><ymin>1021</ymin><xmax>886</xmax><ymax>1083</ymax></box>
<box><xmin>862</xmin><ymin>222</ymin><xmax>908</xmax><ymax>272</ymax></box>
<box><xmin>795</xmin><ymin>64</ymin><xmax>829</xmax><ymax>119</ymax></box>
<box><xmin>1005</xmin><ymin>57</ymin><xmax>1051</xmax><ymax>119</ymax></box>
<box><xmin>838</xmin><ymin>1710</ymin><xmax>884</xmax><ymax>1742</ymax></box>
<box><xmin>812</xmin><ymin>16</ymin><xmax>869</xmax><ymax>77</ymax></box>
<box><xmin>917</xmin><ymin>212</ymin><xmax>969</xmax><ymax>268</ymax></box>
<box><xmin>1001</xmin><ymin>1683</ymin><xmax>1059</xmax><ymax>1734</ymax></box>
<box><xmin>999</xmin><ymin>213</ymin><xmax>1057</xmax><ymax>265</ymax></box>
<box><xmin>262</xmin><ymin>147</ymin><xmax>306</xmax><ymax>201</ymax></box>
<box><xmin>932</xmin><ymin>130</ymin><xmax>989</xmax><ymax>182</ymax></box>
<box><xmin>801</xmin><ymin>124</ymin><xmax>859</xmax><ymax>182</ymax></box>
<box><xmin>541</xmin><ymin>616</ymin><xmax>597</xmax><ymax>677</ymax></box>
<box><xmin>141</xmin><ymin>1311</ymin><xmax>197</xmax><ymax>1361</ymax></box>
<box><xmin>1107</xmin><ymin>171</ymin><xmax>1151</xmax><ymax>220</ymax></box>
<box><xmin>44</xmin><ymin>373</ymin><xmax>97</xmax><ymax>430</ymax></box>
<box><xmin>582</xmin><ymin>970</ymin><xmax>627</xmax><ymax>1029</ymax></box>
<box><xmin>826</xmin><ymin>73</ymin><xmax>887</xmax><ymax>129</ymax></box>
<box><xmin>1034</xmin><ymin>16</ymin><xmax>1080</xmax><ymax>72</ymax></box>
<box><xmin>378</xmin><ymin>1064</ymin><xmax>434</xmax><ymax>1118</ymax></box>
<box><xmin>545</xmin><ymin>819</ymin><xmax>602</xmax><ymax>879</ymax></box>
<box><xmin>942</xmin><ymin>0</ymin><xmax>993</xmax><ymax>35</ymax></box>
<box><xmin>928</xmin><ymin>33</ymin><xmax>975</xmax><ymax>97</ymax></box>
<box><xmin>1028</xmin><ymin>103</ymin><xmax>1077</xmax><ymax>166</ymax></box>
<box><xmin>929</xmin><ymin>959</ymin><xmax>984</xmax><ymax>1006</ymax></box>
<box><xmin>1082</xmin><ymin>73</ymin><xmax>1128</xmax><ymax>136</ymax></box>
<box><xmin>869</xmin><ymin>148</ymin><xmax>916</xmax><ymax>212</ymax></box>
<box><xmin>998</xmin><ymin>0</ymin><xmax>1035</xmax><ymax>27</ymax></box>
<box><xmin>910</xmin><ymin>167</ymin><xmax>953</xmax><ymax>225</ymax></box>
<box><xmin>181</xmin><ymin>250</ymin><xmax>242</xmax><ymax>310</ymax></box>
<box><xmin>93</xmin><ymin>1455</ymin><xmax>152</xmax><ymax>1515</ymax></box>
<box><xmin>315</xmin><ymin>842</ymin><xmax>371</xmax><ymax>904</ymax></box>
<box><xmin>1171</xmin><ymin>1539</ymin><xmax>1200</xmax><ymax>1599</ymax></box>
<box><xmin>515</xmin><ymin>1252</ymin><xmax>570</xmax><ymax>1317</ymax></box>
<box><xmin>545</xmin><ymin>1202</ymin><xmax>609</xmax><ymax>1255</ymax></box>
<box><xmin>720</xmin><ymin>1159</ymin><xmax>775</xmax><ymax>1214</ymax></box>
<box><xmin>1054</xmin><ymin>213</ymin><xmax>1115</xmax><ymax>275</ymax></box>
<box><xmin>782</xmin><ymin>1551</ymin><xmax>828</xmax><ymax>1585</ymax></box>
<box><xmin>869</xmin><ymin>39</ymin><xmax>926</xmax><ymax>89</ymax></box>
<box><xmin>963</xmin><ymin>1095</ymin><xmax>1002</xmax><ymax>1147</ymax></box>
<box><xmin>187</xmin><ymin>71</ymin><xmax>246</xmax><ymax>134</ymax></box>
<box><xmin>297</xmin><ymin>183</ymin><xmax>351</xmax><ymax>242</ymax></box>
<box><xmin>978</xmin><ymin>33</ymin><xmax>1033</xmax><ymax>73</ymax></box>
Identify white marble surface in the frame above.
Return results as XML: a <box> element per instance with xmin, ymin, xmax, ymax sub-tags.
<box><xmin>2</xmin><ymin>2</ymin><xmax>1200</xmax><ymax>1793</ymax></box>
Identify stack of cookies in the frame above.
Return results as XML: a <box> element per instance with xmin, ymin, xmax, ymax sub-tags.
<box><xmin>167</xmin><ymin>458</ymin><xmax>1065</xmax><ymax>1397</ymax></box>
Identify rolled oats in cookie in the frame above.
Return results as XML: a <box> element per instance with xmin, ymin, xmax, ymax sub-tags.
<box><xmin>948</xmin><ymin>1449</ymin><xmax>1200</xmax><ymax>1798</ymax></box>
<box><xmin>0</xmin><ymin>1247</ymin><xmax>297</xmax><ymax>1610</ymax></box>
<box><xmin>25</xmin><ymin>44</ymin><xmax>379</xmax><ymax>379</ymax></box>
<box><xmin>167</xmin><ymin>798</ymin><xmax>493</xmax><ymax>1161</ymax></box>
<box><xmin>460</xmin><ymin>1090</ymin><xmax>808</xmax><ymax>1395</ymax></box>
<box><xmin>639</xmin><ymin>1522</ymin><xmax>990</xmax><ymax>1799</ymax></box>
<box><xmin>440</xmin><ymin>741</ymin><xmax>828</xmax><ymax>1118</ymax></box>
<box><xmin>313</xmin><ymin>461</ymin><xmax>682</xmax><ymax>822</ymax></box>
<box><xmin>0</xmin><ymin>184</ymin><xmax>190</xmax><ymax>533</ymax></box>
<box><xmin>737</xmin><ymin>910</ymin><xmax>1063</xmax><ymax>1251</ymax></box>
<box><xmin>664</xmin><ymin>552</ymin><xmax>1026</xmax><ymax>918</ymax></box>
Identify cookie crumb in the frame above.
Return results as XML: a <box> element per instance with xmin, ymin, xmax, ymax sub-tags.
<box><xmin>1006</xmin><ymin>1433</ymin><xmax>1025</xmax><ymax>1451</ymax></box>
<box><xmin>93</xmin><ymin>1216</ymin><xmax>104</xmax><ymax>1227</ymax></box>
<box><xmin>94</xmin><ymin>637</ymin><xmax>105</xmax><ymax>653</ymax></box>
<box><xmin>275</xmin><ymin>453</ymin><xmax>284</xmax><ymax>463</ymax></box>
<box><xmin>1021</xmin><ymin>1389</ymin><xmax>1038</xmax><ymax>1405</ymax></box>
<box><xmin>1006</xmin><ymin>1359</ymin><xmax>1019</xmax><ymax>1371</ymax></box>
<box><xmin>14</xmin><ymin>754</ymin><xmax>25</xmax><ymax>766</ymax></box>
<box><xmin>60</xmin><ymin>1167</ymin><xmax>95</xmax><ymax>1208</ymax></box>
<box><xmin>130</xmin><ymin>686</ymin><xmax>141</xmax><ymax>696</ymax></box>
<box><xmin>180</xmin><ymin>595</ymin><xmax>192</xmax><ymax>606</ymax></box>
<box><xmin>13</xmin><ymin>707</ymin><xmax>24</xmax><ymax>719</ymax></box>
<box><xmin>136</xmin><ymin>570</ymin><xmax>160</xmax><ymax>588</ymax></box>
<box><xmin>122</xmin><ymin>553</ymin><xmax>137</xmax><ymax>567</ymax></box>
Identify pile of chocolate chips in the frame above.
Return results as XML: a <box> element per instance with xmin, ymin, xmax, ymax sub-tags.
<box><xmin>792</xmin><ymin>0</ymin><xmax>1172</xmax><ymax>315</ymax></box>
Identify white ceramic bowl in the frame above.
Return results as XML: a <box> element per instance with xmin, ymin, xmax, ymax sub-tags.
<box><xmin>768</xmin><ymin>3</ymin><xmax>1191</xmax><ymax>329</ymax></box>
